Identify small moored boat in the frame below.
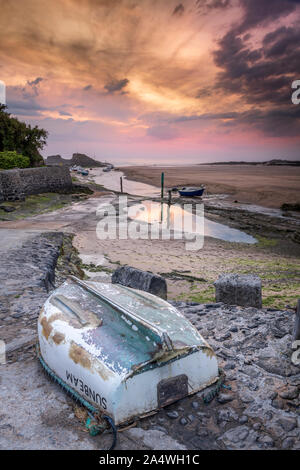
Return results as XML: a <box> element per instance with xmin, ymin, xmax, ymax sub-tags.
<box><xmin>178</xmin><ymin>187</ymin><xmax>205</xmax><ymax>197</ymax></box>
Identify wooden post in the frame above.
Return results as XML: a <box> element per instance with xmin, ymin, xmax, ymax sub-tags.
<box><xmin>161</xmin><ymin>172</ymin><xmax>164</xmax><ymax>199</ymax></box>
<box><xmin>293</xmin><ymin>299</ymin><xmax>300</xmax><ymax>341</ymax></box>
<box><xmin>120</xmin><ymin>176</ymin><xmax>123</xmax><ymax>194</ymax></box>
<box><xmin>168</xmin><ymin>189</ymin><xmax>172</xmax><ymax>205</ymax></box>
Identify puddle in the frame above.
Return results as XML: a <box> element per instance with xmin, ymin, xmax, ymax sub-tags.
<box><xmin>91</xmin><ymin>168</ymin><xmax>159</xmax><ymax>197</ymax></box>
<box><xmin>128</xmin><ymin>200</ymin><xmax>257</xmax><ymax>244</ymax></box>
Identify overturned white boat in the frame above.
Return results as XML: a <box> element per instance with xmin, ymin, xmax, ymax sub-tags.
<box><xmin>38</xmin><ymin>276</ymin><xmax>219</xmax><ymax>425</ymax></box>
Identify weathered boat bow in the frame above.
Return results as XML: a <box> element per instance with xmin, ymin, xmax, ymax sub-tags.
<box><xmin>38</xmin><ymin>276</ymin><xmax>219</xmax><ymax>425</ymax></box>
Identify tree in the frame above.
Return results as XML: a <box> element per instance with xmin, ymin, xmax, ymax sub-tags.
<box><xmin>0</xmin><ymin>104</ymin><xmax>48</xmax><ymax>167</ymax></box>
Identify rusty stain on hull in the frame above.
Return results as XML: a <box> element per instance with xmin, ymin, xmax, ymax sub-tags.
<box><xmin>69</xmin><ymin>341</ymin><xmax>92</xmax><ymax>369</ymax></box>
<box><xmin>94</xmin><ymin>360</ymin><xmax>114</xmax><ymax>381</ymax></box>
<box><xmin>40</xmin><ymin>317</ymin><xmax>53</xmax><ymax>340</ymax></box>
<box><xmin>202</xmin><ymin>346</ymin><xmax>216</xmax><ymax>359</ymax></box>
<box><xmin>52</xmin><ymin>332</ymin><xmax>65</xmax><ymax>345</ymax></box>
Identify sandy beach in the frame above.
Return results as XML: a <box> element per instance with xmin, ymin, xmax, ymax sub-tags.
<box><xmin>121</xmin><ymin>164</ymin><xmax>300</xmax><ymax>209</ymax></box>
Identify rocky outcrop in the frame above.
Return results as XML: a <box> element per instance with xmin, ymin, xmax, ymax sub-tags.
<box><xmin>45</xmin><ymin>153</ymin><xmax>106</xmax><ymax>168</ymax></box>
<box><xmin>112</xmin><ymin>266</ymin><xmax>167</xmax><ymax>299</ymax></box>
<box><xmin>71</xmin><ymin>153</ymin><xmax>106</xmax><ymax>167</ymax></box>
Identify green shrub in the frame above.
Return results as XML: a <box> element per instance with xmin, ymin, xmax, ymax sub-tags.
<box><xmin>0</xmin><ymin>151</ymin><xmax>30</xmax><ymax>169</ymax></box>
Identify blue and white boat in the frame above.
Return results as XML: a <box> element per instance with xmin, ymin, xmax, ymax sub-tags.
<box><xmin>178</xmin><ymin>187</ymin><xmax>205</xmax><ymax>197</ymax></box>
<box><xmin>38</xmin><ymin>276</ymin><xmax>218</xmax><ymax>425</ymax></box>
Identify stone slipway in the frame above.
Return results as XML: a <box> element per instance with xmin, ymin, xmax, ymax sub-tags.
<box><xmin>0</xmin><ymin>231</ymin><xmax>299</xmax><ymax>450</ymax></box>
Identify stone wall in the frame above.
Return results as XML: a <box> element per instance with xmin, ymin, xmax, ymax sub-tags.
<box><xmin>0</xmin><ymin>166</ymin><xmax>72</xmax><ymax>202</ymax></box>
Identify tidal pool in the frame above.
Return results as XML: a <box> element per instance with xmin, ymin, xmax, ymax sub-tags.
<box><xmin>128</xmin><ymin>200</ymin><xmax>257</xmax><ymax>244</ymax></box>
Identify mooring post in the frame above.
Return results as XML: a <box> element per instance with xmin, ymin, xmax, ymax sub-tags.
<box><xmin>293</xmin><ymin>299</ymin><xmax>300</xmax><ymax>341</ymax></box>
<box><xmin>161</xmin><ymin>172</ymin><xmax>164</xmax><ymax>199</ymax></box>
<box><xmin>120</xmin><ymin>176</ymin><xmax>123</xmax><ymax>194</ymax></box>
<box><xmin>168</xmin><ymin>189</ymin><xmax>172</xmax><ymax>205</ymax></box>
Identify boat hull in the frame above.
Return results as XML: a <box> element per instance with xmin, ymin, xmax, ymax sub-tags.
<box><xmin>37</xmin><ymin>278</ymin><xmax>219</xmax><ymax>425</ymax></box>
<box><xmin>178</xmin><ymin>188</ymin><xmax>205</xmax><ymax>197</ymax></box>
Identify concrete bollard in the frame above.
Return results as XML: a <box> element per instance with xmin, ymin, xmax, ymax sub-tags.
<box><xmin>112</xmin><ymin>266</ymin><xmax>167</xmax><ymax>300</ymax></box>
<box><xmin>214</xmin><ymin>273</ymin><xmax>262</xmax><ymax>308</ymax></box>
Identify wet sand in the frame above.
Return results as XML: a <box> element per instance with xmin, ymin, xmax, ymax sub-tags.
<box><xmin>121</xmin><ymin>164</ymin><xmax>300</xmax><ymax>209</ymax></box>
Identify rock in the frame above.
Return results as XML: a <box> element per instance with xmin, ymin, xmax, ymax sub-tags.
<box><xmin>196</xmin><ymin>427</ymin><xmax>209</xmax><ymax>438</ymax></box>
<box><xmin>112</xmin><ymin>266</ymin><xmax>167</xmax><ymax>299</ymax></box>
<box><xmin>180</xmin><ymin>417</ymin><xmax>188</xmax><ymax>426</ymax></box>
<box><xmin>282</xmin><ymin>437</ymin><xmax>295</xmax><ymax>449</ymax></box>
<box><xmin>0</xmin><ymin>205</ymin><xmax>16</xmax><ymax>212</ymax></box>
<box><xmin>223</xmin><ymin>425</ymin><xmax>249</xmax><ymax>443</ymax></box>
<box><xmin>239</xmin><ymin>391</ymin><xmax>255</xmax><ymax>404</ymax></box>
<box><xmin>224</xmin><ymin>361</ymin><xmax>235</xmax><ymax>370</ymax></box>
<box><xmin>278</xmin><ymin>386</ymin><xmax>299</xmax><ymax>400</ymax></box>
<box><xmin>126</xmin><ymin>428</ymin><xmax>186</xmax><ymax>450</ymax></box>
<box><xmin>217</xmin><ymin>407</ymin><xmax>238</xmax><ymax>424</ymax></box>
<box><xmin>166</xmin><ymin>411</ymin><xmax>179</xmax><ymax>419</ymax></box>
<box><xmin>239</xmin><ymin>415</ymin><xmax>248</xmax><ymax>424</ymax></box>
<box><xmin>217</xmin><ymin>393</ymin><xmax>234</xmax><ymax>404</ymax></box>
<box><xmin>258</xmin><ymin>435</ymin><xmax>274</xmax><ymax>447</ymax></box>
<box><xmin>191</xmin><ymin>401</ymin><xmax>199</xmax><ymax>409</ymax></box>
<box><xmin>229</xmin><ymin>326</ymin><xmax>238</xmax><ymax>333</ymax></box>
<box><xmin>277</xmin><ymin>416</ymin><xmax>297</xmax><ymax>432</ymax></box>
<box><xmin>214</xmin><ymin>274</ymin><xmax>262</xmax><ymax>308</ymax></box>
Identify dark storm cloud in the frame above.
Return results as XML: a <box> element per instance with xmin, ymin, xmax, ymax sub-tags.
<box><xmin>236</xmin><ymin>0</ymin><xmax>298</xmax><ymax>34</ymax></box>
<box><xmin>172</xmin><ymin>4</ymin><xmax>184</xmax><ymax>16</ymax></box>
<box><xmin>195</xmin><ymin>88</ymin><xmax>212</xmax><ymax>98</ymax></box>
<box><xmin>28</xmin><ymin>77</ymin><xmax>43</xmax><ymax>86</ymax></box>
<box><xmin>23</xmin><ymin>77</ymin><xmax>44</xmax><ymax>98</ymax></box>
<box><xmin>59</xmin><ymin>110</ymin><xmax>72</xmax><ymax>116</ymax></box>
<box><xmin>104</xmin><ymin>78</ymin><xmax>129</xmax><ymax>94</ymax></box>
<box><xmin>214</xmin><ymin>25</ymin><xmax>300</xmax><ymax>107</ymax></box>
<box><xmin>224</xmin><ymin>106</ymin><xmax>300</xmax><ymax>137</ymax></box>
<box><xmin>212</xmin><ymin>0</ymin><xmax>300</xmax><ymax>141</ymax></box>
<box><xmin>172</xmin><ymin>105</ymin><xmax>300</xmax><ymax>137</ymax></box>
<box><xmin>173</xmin><ymin>111</ymin><xmax>238</xmax><ymax>122</ymax></box>
<box><xmin>196</xmin><ymin>0</ymin><xmax>231</xmax><ymax>11</ymax></box>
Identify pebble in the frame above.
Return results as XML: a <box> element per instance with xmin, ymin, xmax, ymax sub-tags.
<box><xmin>239</xmin><ymin>415</ymin><xmax>248</xmax><ymax>424</ymax></box>
<box><xmin>277</xmin><ymin>417</ymin><xmax>297</xmax><ymax>432</ymax></box>
<box><xmin>281</xmin><ymin>437</ymin><xmax>295</xmax><ymax>449</ymax></box>
<box><xmin>217</xmin><ymin>393</ymin><xmax>234</xmax><ymax>404</ymax></box>
<box><xmin>166</xmin><ymin>411</ymin><xmax>179</xmax><ymax>420</ymax></box>
<box><xmin>229</xmin><ymin>326</ymin><xmax>238</xmax><ymax>332</ymax></box>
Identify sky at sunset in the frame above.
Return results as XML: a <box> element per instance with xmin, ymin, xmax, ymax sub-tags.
<box><xmin>0</xmin><ymin>0</ymin><xmax>300</xmax><ymax>164</ymax></box>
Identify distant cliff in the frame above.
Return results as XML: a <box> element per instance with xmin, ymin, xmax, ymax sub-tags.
<box><xmin>204</xmin><ymin>159</ymin><xmax>300</xmax><ymax>166</ymax></box>
<box><xmin>45</xmin><ymin>153</ymin><xmax>107</xmax><ymax>167</ymax></box>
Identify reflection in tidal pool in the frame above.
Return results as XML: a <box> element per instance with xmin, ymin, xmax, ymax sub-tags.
<box><xmin>129</xmin><ymin>201</ymin><xmax>257</xmax><ymax>244</ymax></box>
